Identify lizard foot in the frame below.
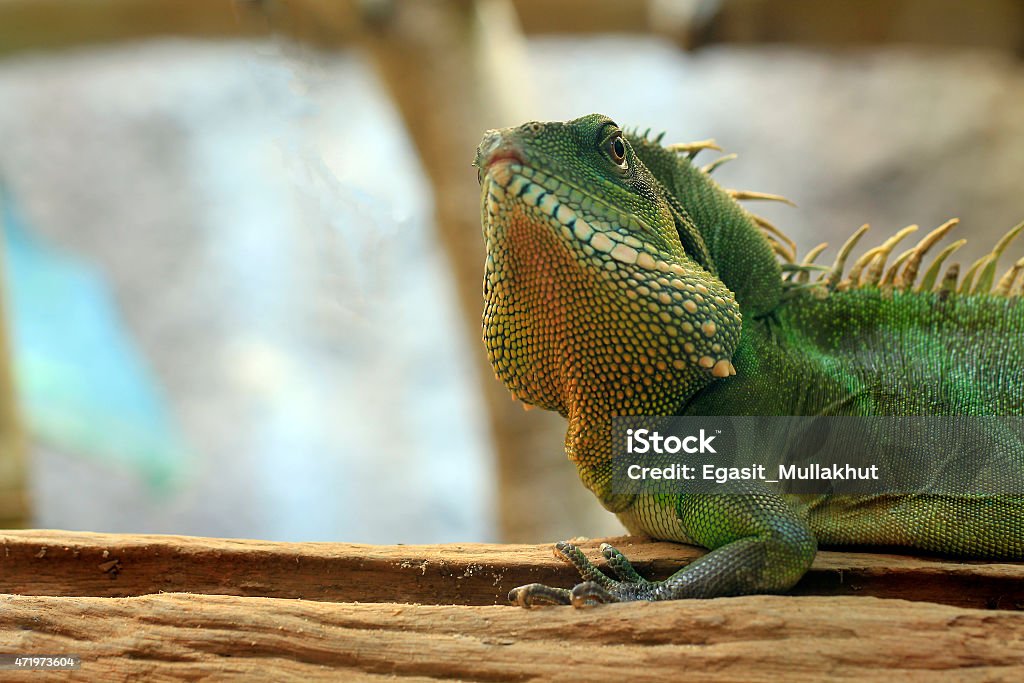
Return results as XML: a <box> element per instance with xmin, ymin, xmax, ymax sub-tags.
<box><xmin>509</xmin><ymin>541</ymin><xmax>656</xmax><ymax>608</ymax></box>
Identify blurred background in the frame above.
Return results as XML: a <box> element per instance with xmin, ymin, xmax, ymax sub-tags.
<box><xmin>0</xmin><ymin>0</ymin><xmax>1022</xmax><ymax>544</ymax></box>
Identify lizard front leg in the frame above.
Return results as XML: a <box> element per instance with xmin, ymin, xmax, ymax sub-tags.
<box><xmin>509</xmin><ymin>492</ymin><xmax>816</xmax><ymax>607</ymax></box>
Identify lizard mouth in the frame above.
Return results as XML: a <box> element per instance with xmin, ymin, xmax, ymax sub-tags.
<box><xmin>484</xmin><ymin>149</ymin><xmax>526</xmax><ymax>168</ymax></box>
<box><xmin>475</xmin><ymin>129</ymin><xmax>527</xmax><ymax>185</ymax></box>
<box><xmin>481</xmin><ymin>160</ymin><xmax>653</xmax><ymax>268</ymax></box>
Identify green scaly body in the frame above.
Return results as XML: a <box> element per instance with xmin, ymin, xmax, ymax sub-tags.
<box><xmin>474</xmin><ymin>114</ymin><xmax>1024</xmax><ymax>606</ymax></box>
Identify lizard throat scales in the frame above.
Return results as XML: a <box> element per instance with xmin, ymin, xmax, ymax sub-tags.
<box><xmin>480</xmin><ymin>159</ymin><xmax>740</xmax><ymax>425</ymax></box>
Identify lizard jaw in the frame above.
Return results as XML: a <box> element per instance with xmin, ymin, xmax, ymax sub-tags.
<box><xmin>481</xmin><ymin>165</ymin><xmax>740</xmax><ymax>389</ymax></box>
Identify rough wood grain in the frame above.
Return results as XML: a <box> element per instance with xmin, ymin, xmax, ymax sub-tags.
<box><xmin>2</xmin><ymin>592</ymin><xmax>1023</xmax><ymax>681</ymax></box>
<box><xmin>2</xmin><ymin>530</ymin><xmax>1023</xmax><ymax>610</ymax></box>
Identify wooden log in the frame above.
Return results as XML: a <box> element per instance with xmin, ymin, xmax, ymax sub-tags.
<box><xmin>3</xmin><ymin>530</ymin><xmax>1023</xmax><ymax>679</ymax></box>
<box><xmin>1</xmin><ymin>592</ymin><xmax>1023</xmax><ymax>680</ymax></box>
<box><xmin>2</xmin><ymin>530</ymin><xmax>1023</xmax><ymax>610</ymax></box>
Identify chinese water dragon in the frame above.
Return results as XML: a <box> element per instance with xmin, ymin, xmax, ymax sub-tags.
<box><xmin>474</xmin><ymin>114</ymin><xmax>1024</xmax><ymax>607</ymax></box>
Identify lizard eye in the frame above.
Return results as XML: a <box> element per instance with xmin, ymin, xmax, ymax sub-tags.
<box><xmin>608</xmin><ymin>133</ymin><xmax>627</xmax><ymax>167</ymax></box>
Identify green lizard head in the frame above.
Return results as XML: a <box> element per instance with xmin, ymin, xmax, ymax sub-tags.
<box><xmin>475</xmin><ymin>114</ymin><xmax>741</xmax><ymax>420</ymax></box>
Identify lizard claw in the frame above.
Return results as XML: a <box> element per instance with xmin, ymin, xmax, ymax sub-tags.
<box><xmin>508</xmin><ymin>583</ymin><xmax>572</xmax><ymax>607</ymax></box>
<box><xmin>570</xmin><ymin>581</ymin><xmax>619</xmax><ymax>606</ymax></box>
<box><xmin>508</xmin><ymin>541</ymin><xmax>658</xmax><ymax>608</ymax></box>
<box><xmin>600</xmin><ymin>542</ymin><xmax>652</xmax><ymax>584</ymax></box>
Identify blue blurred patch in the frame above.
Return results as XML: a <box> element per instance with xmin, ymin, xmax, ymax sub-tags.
<box><xmin>2</xmin><ymin>186</ymin><xmax>188</xmax><ymax>488</ymax></box>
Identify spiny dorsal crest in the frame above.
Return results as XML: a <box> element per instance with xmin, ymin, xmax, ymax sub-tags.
<box><xmin>784</xmin><ymin>219</ymin><xmax>1024</xmax><ymax>298</ymax></box>
<box><xmin>672</xmin><ymin>138</ymin><xmax>800</xmax><ymax>262</ymax></box>
<box><xmin>676</xmin><ymin>138</ymin><xmax>1024</xmax><ymax>300</ymax></box>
